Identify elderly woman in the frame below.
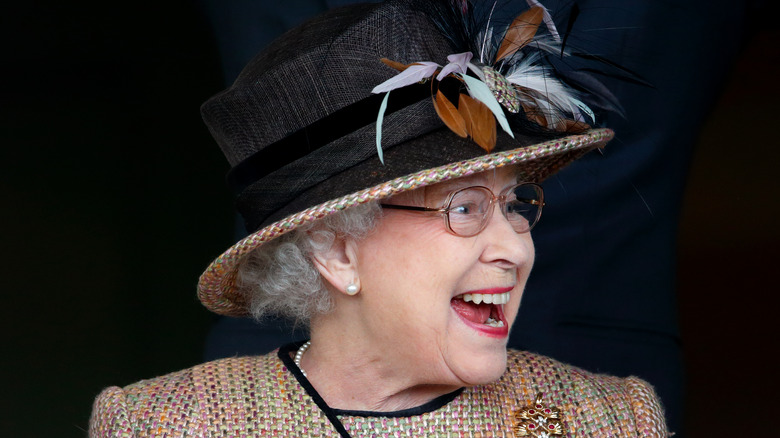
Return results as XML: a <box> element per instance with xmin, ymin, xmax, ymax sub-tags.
<box><xmin>91</xmin><ymin>0</ymin><xmax>668</xmax><ymax>436</ymax></box>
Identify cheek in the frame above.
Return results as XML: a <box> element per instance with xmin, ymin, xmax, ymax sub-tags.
<box><xmin>505</xmin><ymin>235</ymin><xmax>534</xmax><ymax>324</ymax></box>
<box><xmin>360</xmin><ymin>215</ymin><xmax>454</xmax><ymax>268</ymax></box>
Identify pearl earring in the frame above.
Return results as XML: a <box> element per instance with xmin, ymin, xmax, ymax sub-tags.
<box><xmin>345</xmin><ymin>282</ymin><xmax>360</xmax><ymax>295</ymax></box>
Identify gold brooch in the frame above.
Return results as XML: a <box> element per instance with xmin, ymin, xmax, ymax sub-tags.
<box><xmin>512</xmin><ymin>392</ymin><xmax>563</xmax><ymax>437</ymax></box>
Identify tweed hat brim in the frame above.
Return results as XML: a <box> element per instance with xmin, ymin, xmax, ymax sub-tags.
<box><xmin>197</xmin><ymin>128</ymin><xmax>613</xmax><ymax>317</ymax></box>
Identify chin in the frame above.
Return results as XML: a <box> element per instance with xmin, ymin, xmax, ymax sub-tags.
<box><xmin>454</xmin><ymin>346</ymin><xmax>509</xmax><ymax>386</ymax></box>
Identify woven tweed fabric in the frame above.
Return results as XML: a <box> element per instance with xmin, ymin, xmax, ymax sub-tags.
<box><xmin>197</xmin><ymin>129</ymin><xmax>612</xmax><ymax>316</ymax></box>
<box><xmin>90</xmin><ymin>348</ymin><xmax>669</xmax><ymax>437</ymax></box>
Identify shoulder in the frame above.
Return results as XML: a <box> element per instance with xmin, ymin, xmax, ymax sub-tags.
<box><xmin>89</xmin><ymin>354</ymin><xmax>281</xmax><ymax>438</ymax></box>
<box><xmin>497</xmin><ymin>350</ymin><xmax>669</xmax><ymax>437</ymax></box>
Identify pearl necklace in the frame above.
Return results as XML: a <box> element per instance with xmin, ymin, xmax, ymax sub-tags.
<box><xmin>294</xmin><ymin>341</ymin><xmax>312</xmax><ymax>377</ymax></box>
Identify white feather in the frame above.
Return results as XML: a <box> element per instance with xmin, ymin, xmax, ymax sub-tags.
<box><xmin>477</xmin><ymin>27</ymin><xmax>495</xmax><ymax>64</ymax></box>
<box><xmin>371</xmin><ymin>62</ymin><xmax>439</xmax><ymax>94</ymax></box>
<box><xmin>480</xmin><ymin>1</ymin><xmax>499</xmax><ymax>63</ymax></box>
<box><xmin>467</xmin><ymin>62</ymin><xmax>485</xmax><ymax>81</ymax></box>
<box><xmin>436</xmin><ymin>52</ymin><xmax>472</xmax><ymax>81</ymax></box>
<box><xmin>375</xmin><ymin>91</ymin><xmax>391</xmax><ymax>164</ymax></box>
<box><xmin>505</xmin><ymin>55</ymin><xmax>594</xmax><ymax>125</ymax></box>
<box><xmin>526</xmin><ymin>0</ymin><xmax>560</xmax><ymax>42</ymax></box>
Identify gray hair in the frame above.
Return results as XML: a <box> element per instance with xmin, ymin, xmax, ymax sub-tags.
<box><xmin>236</xmin><ymin>202</ymin><xmax>382</xmax><ymax>324</ymax></box>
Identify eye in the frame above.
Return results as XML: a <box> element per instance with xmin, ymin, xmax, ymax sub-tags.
<box><xmin>448</xmin><ymin>188</ymin><xmax>489</xmax><ymax>217</ymax></box>
<box><xmin>505</xmin><ymin>199</ymin><xmax>531</xmax><ymax>217</ymax></box>
<box><xmin>450</xmin><ymin>201</ymin><xmax>483</xmax><ymax>216</ymax></box>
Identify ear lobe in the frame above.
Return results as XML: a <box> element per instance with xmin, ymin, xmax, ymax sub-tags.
<box><xmin>310</xmin><ymin>235</ymin><xmax>360</xmax><ymax>296</ymax></box>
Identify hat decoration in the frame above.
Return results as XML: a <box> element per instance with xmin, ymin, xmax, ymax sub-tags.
<box><xmin>372</xmin><ymin>0</ymin><xmax>601</xmax><ymax>162</ymax></box>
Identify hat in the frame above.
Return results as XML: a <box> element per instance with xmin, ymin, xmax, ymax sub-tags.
<box><xmin>198</xmin><ymin>0</ymin><xmax>615</xmax><ymax>316</ymax></box>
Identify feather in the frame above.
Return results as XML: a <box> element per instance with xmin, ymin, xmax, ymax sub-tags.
<box><xmin>459</xmin><ymin>74</ymin><xmax>514</xmax><ymax>138</ymax></box>
<box><xmin>560</xmin><ymin>3</ymin><xmax>579</xmax><ymax>55</ymax></box>
<box><xmin>521</xmin><ymin>102</ymin><xmax>547</xmax><ymax>127</ymax></box>
<box><xmin>571</xmin><ymin>53</ymin><xmax>652</xmax><ymax>87</ymax></box>
<box><xmin>372</xmin><ymin>62</ymin><xmax>440</xmax><ymax>94</ymax></box>
<box><xmin>380</xmin><ymin>58</ymin><xmax>412</xmax><ymax>72</ymax></box>
<box><xmin>433</xmin><ymin>89</ymin><xmax>468</xmax><ymax>138</ymax></box>
<box><xmin>479</xmin><ymin>1</ymin><xmax>499</xmax><ymax>63</ymax></box>
<box><xmin>570</xmin><ymin>96</ymin><xmax>595</xmax><ymax>123</ymax></box>
<box><xmin>557</xmin><ymin>70</ymin><xmax>625</xmax><ymax>117</ymax></box>
<box><xmin>375</xmin><ymin>91</ymin><xmax>390</xmax><ymax>164</ymax></box>
<box><xmin>466</xmin><ymin>62</ymin><xmax>485</xmax><ymax>81</ymax></box>
<box><xmin>562</xmin><ymin>118</ymin><xmax>590</xmax><ymax>133</ymax></box>
<box><xmin>525</xmin><ymin>36</ymin><xmax>567</xmax><ymax>58</ymax></box>
<box><xmin>459</xmin><ymin>94</ymin><xmax>496</xmax><ymax>152</ymax></box>
<box><xmin>494</xmin><ymin>7</ymin><xmax>543</xmax><ymax>63</ymax></box>
<box><xmin>506</xmin><ymin>55</ymin><xmax>594</xmax><ymax>124</ymax></box>
<box><xmin>526</xmin><ymin>0</ymin><xmax>560</xmax><ymax>42</ymax></box>
<box><xmin>436</xmin><ymin>52</ymin><xmax>473</xmax><ymax>81</ymax></box>
<box><xmin>369</xmin><ymin>0</ymin><xmax>629</xmax><ymax>148</ymax></box>
<box><xmin>578</xmin><ymin>67</ymin><xmax>654</xmax><ymax>88</ymax></box>
<box><xmin>411</xmin><ymin>0</ymin><xmax>476</xmax><ymax>54</ymax></box>
<box><xmin>477</xmin><ymin>27</ymin><xmax>494</xmax><ymax>64</ymax></box>
<box><xmin>530</xmin><ymin>97</ymin><xmax>561</xmax><ymax>129</ymax></box>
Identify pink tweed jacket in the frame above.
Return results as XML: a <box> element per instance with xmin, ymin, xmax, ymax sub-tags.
<box><xmin>90</xmin><ymin>346</ymin><xmax>669</xmax><ymax>437</ymax></box>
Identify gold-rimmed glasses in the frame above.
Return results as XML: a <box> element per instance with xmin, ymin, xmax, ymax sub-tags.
<box><xmin>380</xmin><ymin>182</ymin><xmax>544</xmax><ymax>237</ymax></box>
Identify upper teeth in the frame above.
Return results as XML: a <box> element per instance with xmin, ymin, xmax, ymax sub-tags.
<box><xmin>461</xmin><ymin>292</ymin><xmax>510</xmax><ymax>305</ymax></box>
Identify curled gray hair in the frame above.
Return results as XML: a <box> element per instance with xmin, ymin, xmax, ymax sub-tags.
<box><xmin>236</xmin><ymin>202</ymin><xmax>382</xmax><ymax>324</ymax></box>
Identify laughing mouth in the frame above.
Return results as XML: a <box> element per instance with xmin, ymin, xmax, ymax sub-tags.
<box><xmin>451</xmin><ymin>291</ymin><xmax>511</xmax><ymax>329</ymax></box>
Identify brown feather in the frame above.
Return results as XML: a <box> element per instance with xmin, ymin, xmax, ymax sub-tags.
<box><xmin>433</xmin><ymin>90</ymin><xmax>468</xmax><ymax>138</ymax></box>
<box><xmin>459</xmin><ymin>94</ymin><xmax>497</xmax><ymax>152</ymax></box>
<box><xmin>562</xmin><ymin>119</ymin><xmax>591</xmax><ymax>133</ymax></box>
<box><xmin>380</xmin><ymin>58</ymin><xmax>413</xmax><ymax>72</ymax></box>
<box><xmin>521</xmin><ymin>103</ymin><xmax>548</xmax><ymax>128</ymax></box>
<box><xmin>494</xmin><ymin>7</ymin><xmax>544</xmax><ymax>63</ymax></box>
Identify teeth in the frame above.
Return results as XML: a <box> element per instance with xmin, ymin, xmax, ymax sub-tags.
<box><xmin>460</xmin><ymin>292</ymin><xmax>511</xmax><ymax>305</ymax></box>
<box><xmin>485</xmin><ymin>317</ymin><xmax>505</xmax><ymax>328</ymax></box>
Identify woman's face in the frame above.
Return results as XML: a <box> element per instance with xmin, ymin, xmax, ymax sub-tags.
<box><xmin>351</xmin><ymin>166</ymin><xmax>534</xmax><ymax>387</ymax></box>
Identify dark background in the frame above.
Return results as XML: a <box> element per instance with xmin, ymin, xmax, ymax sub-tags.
<box><xmin>2</xmin><ymin>1</ymin><xmax>778</xmax><ymax>437</ymax></box>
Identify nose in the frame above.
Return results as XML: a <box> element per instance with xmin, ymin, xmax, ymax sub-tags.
<box><xmin>478</xmin><ymin>202</ymin><xmax>534</xmax><ymax>269</ymax></box>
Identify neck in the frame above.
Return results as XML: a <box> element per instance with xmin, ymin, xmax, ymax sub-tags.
<box><xmin>301</xmin><ymin>312</ymin><xmax>461</xmax><ymax>412</ymax></box>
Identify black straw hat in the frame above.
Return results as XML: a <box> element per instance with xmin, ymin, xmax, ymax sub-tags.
<box><xmin>198</xmin><ymin>0</ymin><xmax>614</xmax><ymax>316</ymax></box>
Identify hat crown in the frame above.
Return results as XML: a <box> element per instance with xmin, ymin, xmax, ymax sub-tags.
<box><xmin>201</xmin><ymin>0</ymin><xmax>452</xmax><ymax>167</ymax></box>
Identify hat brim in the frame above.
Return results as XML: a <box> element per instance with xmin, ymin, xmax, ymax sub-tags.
<box><xmin>198</xmin><ymin>128</ymin><xmax>613</xmax><ymax>316</ymax></box>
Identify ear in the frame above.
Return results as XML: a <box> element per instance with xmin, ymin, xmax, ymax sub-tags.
<box><xmin>310</xmin><ymin>234</ymin><xmax>360</xmax><ymax>296</ymax></box>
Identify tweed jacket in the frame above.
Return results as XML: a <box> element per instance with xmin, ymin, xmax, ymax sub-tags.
<box><xmin>90</xmin><ymin>344</ymin><xmax>668</xmax><ymax>437</ymax></box>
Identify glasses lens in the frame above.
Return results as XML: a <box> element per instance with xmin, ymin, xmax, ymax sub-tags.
<box><xmin>503</xmin><ymin>183</ymin><xmax>543</xmax><ymax>233</ymax></box>
<box><xmin>447</xmin><ymin>187</ymin><xmax>492</xmax><ymax>236</ymax></box>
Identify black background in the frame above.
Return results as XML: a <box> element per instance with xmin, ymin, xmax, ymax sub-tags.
<box><xmin>2</xmin><ymin>1</ymin><xmax>778</xmax><ymax>436</ymax></box>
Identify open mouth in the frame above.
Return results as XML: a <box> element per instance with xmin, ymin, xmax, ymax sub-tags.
<box><xmin>450</xmin><ymin>290</ymin><xmax>511</xmax><ymax>333</ymax></box>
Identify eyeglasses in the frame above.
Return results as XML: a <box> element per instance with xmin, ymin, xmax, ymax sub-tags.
<box><xmin>380</xmin><ymin>183</ymin><xmax>545</xmax><ymax>237</ymax></box>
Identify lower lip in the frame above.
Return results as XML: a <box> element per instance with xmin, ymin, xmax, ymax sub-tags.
<box><xmin>453</xmin><ymin>302</ymin><xmax>509</xmax><ymax>338</ymax></box>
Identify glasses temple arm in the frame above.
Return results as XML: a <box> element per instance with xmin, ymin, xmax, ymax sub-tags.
<box><xmin>515</xmin><ymin>198</ymin><xmax>545</xmax><ymax>206</ymax></box>
<box><xmin>380</xmin><ymin>204</ymin><xmax>446</xmax><ymax>213</ymax></box>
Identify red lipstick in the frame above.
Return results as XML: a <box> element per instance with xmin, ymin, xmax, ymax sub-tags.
<box><xmin>451</xmin><ymin>286</ymin><xmax>514</xmax><ymax>338</ymax></box>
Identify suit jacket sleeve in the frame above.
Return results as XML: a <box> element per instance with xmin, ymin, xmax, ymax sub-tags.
<box><xmin>626</xmin><ymin>376</ymin><xmax>670</xmax><ymax>437</ymax></box>
<box><xmin>89</xmin><ymin>386</ymin><xmax>133</xmax><ymax>438</ymax></box>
